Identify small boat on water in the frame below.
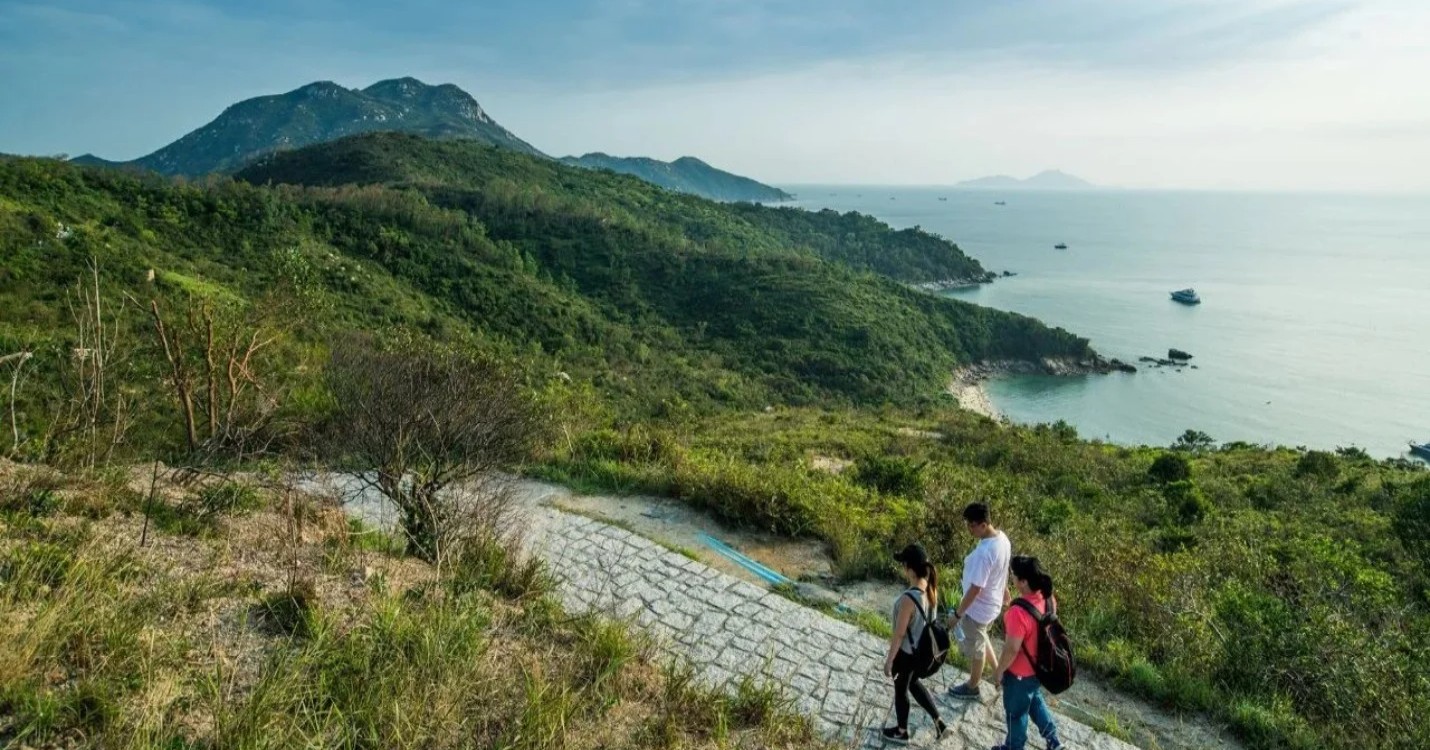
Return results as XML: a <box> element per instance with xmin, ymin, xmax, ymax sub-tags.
<box><xmin>1411</xmin><ymin>442</ymin><xmax>1430</xmax><ymax>460</ymax></box>
<box><xmin>938</xmin><ymin>197</ymin><xmax>948</xmax><ymax>201</ymax></box>
<box><xmin>994</xmin><ymin>201</ymin><xmax>1006</xmax><ymax>206</ymax></box>
<box><xmin>1054</xmin><ymin>243</ymin><xmax>1068</xmax><ymax>250</ymax></box>
<box><xmin>1170</xmin><ymin>288</ymin><xmax>1201</xmax><ymax>305</ymax></box>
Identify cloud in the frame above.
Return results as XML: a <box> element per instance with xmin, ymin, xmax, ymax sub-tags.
<box><xmin>496</xmin><ymin>0</ymin><xmax>1430</xmax><ymax>191</ymax></box>
<box><xmin>0</xmin><ymin>0</ymin><xmax>1424</xmax><ymax>190</ymax></box>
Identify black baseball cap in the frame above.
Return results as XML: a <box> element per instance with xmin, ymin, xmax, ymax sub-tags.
<box><xmin>893</xmin><ymin>543</ymin><xmax>928</xmax><ymax>567</ymax></box>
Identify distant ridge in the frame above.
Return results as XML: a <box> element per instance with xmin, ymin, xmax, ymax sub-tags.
<box><xmin>560</xmin><ymin>153</ymin><xmax>792</xmax><ymax>203</ymax></box>
<box><xmin>955</xmin><ymin>170</ymin><xmax>1094</xmax><ymax>190</ymax></box>
<box><xmin>67</xmin><ymin>77</ymin><xmax>789</xmax><ymax>202</ymax></box>
<box><xmin>70</xmin><ymin>77</ymin><xmax>543</xmax><ymax>177</ymax></box>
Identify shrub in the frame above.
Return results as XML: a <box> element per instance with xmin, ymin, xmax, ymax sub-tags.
<box><xmin>195</xmin><ymin>481</ymin><xmax>262</xmax><ymax>516</ymax></box>
<box><xmin>851</xmin><ymin>454</ymin><xmax>926</xmax><ymax>496</ymax></box>
<box><xmin>1148</xmin><ymin>452</ymin><xmax>1192</xmax><ymax>484</ymax></box>
<box><xmin>1034</xmin><ymin>498</ymin><xmax>1075</xmax><ymax>534</ymax></box>
<box><xmin>0</xmin><ymin>469</ymin><xmax>64</xmax><ymax>517</ymax></box>
<box><xmin>1164</xmin><ymin>480</ymin><xmax>1210</xmax><ymax>525</ymax></box>
<box><xmin>1296</xmin><ymin>451</ymin><xmax>1340</xmax><ymax>480</ymax></box>
<box><xmin>254</xmin><ymin>580</ymin><xmax>317</xmax><ymax>637</ymax></box>
<box><xmin>1394</xmin><ymin>478</ymin><xmax>1430</xmax><ymax>571</ymax></box>
<box><xmin>448</xmin><ymin>533</ymin><xmax>549</xmax><ymax>601</ymax></box>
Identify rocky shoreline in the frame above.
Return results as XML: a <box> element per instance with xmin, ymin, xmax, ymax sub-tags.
<box><xmin>908</xmin><ymin>269</ymin><xmax>1017</xmax><ymax>292</ymax></box>
<box><xmin>949</xmin><ymin>355</ymin><xmax>1137</xmax><ymax>418</ymax></box>
<box><xmin>957</xmin><ymin>355</ymin><xmax>1137</xmax><ymax>381</ymax></box>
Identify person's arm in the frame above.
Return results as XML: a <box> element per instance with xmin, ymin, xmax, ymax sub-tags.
<box><xmin>885</xmin><ymin>596</ymin><xmax>913</xmax><ymax>678</ymax></box>
<box><xmin>991</xmin><ymin>631</ymin><xmax>1022</xmax><ymax>687</ymax></box>
<box><xmin>948</xmin><ymin>584</ymin><xmax>983</xmax><ymax>625</ymax></box>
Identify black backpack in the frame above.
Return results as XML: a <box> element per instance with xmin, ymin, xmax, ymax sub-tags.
<box><xmin>903</xmin><ymin>591</ymin><xmax>951</xmax><ymax>678</ymax></box>
<box><xmin>1011</xmin><ymin>597</ymin><xmax>1076</xmax><ymax>694</ymax></box>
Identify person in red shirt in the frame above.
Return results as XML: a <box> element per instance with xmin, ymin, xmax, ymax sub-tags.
<box><xmin>990</xmin><ymin>556</ymin><xmax>1064</xmax><ymax>750</ymax></box>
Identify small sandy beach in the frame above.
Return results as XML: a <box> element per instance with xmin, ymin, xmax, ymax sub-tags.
<box><xmin>949</xmin><ymin>366</ymin><xmax>1002</xmax><ymax>419</ymax></box>
<box><xmin>955</xmin><ymin>375</ymin><xmax>1000</xmax><ymax>420</ymax></box>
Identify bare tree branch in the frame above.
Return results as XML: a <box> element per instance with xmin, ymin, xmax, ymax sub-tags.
<box><xmin>323</xmin><ymin>338</ymin><xmax>547</xmax><ymax>566</ymax></box>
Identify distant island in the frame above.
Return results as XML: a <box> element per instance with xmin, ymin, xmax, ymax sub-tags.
<box><xmin>560</xmin><ymin>153</ymin><xmax>792</xmax><ymax>203</ymax></box>
<box><xmin>954</xmin><ymin>169</ymin><xmax>1094</xmax><ymax>190</ymax></box>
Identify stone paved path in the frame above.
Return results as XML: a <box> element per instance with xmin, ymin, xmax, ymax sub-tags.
<box><xmin>526</xmin><ymin>503</ymin><xmax>1138</xmax><ymax>750</ymax></box>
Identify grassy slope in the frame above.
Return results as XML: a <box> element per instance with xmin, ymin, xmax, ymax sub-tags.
<box><xmin>0</xmin><ymin>464</ymin><xmax>826</xmax><ymax>749</ymax></box>
<box><xmin>10</xmin><ymin>136</ymin><xmax>1426</xmax><ymax>749</ymax></box>
<box><xmin>536</xmin><ymin>408</ymin><xmax>1430</xmax><ymax>750</ymax></box>
<box><xmin>238</xmin><ymin>132</ymin><xmax>989</xmax><ymax>284</ymax></box>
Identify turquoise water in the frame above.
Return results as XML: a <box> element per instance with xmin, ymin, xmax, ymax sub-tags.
<box><xmin>788</xmin><ymin>187</ymin><xmax>1430</xmax><ymax>458</ymax></box>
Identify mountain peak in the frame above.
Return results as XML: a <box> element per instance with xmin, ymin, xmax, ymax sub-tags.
<box><xmin>363</xmin><ymin>76</ymin><xmax>434</xmax><ymax>97</ymax></box>
<box><xmin>77</xmin><ymin>77</ymin><xmax>542</xmax><ymax>176</ymax></box>
<box><xmin>294</xmin><ymin>80</ymin><xmax>348</xmax><ymax>97</ymax></box>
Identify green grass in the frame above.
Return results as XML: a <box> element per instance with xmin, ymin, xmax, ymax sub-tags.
<box><xmin>543</xmin><ymin>407</ymin><xmax>1430</xmax><ymax>750</ymax></box>
<box><xmin>770</xmin><ymin>582</ymin><xmax>893</xmax><ymax>640</ymax></box>
<box><xmin>0</xmin><ymin>473</ymin><xmax>834</xmax><ymax>750</ymax></box>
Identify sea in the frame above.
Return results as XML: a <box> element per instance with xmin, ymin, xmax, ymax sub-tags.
<box><xmin>786</xmin><ymin>187</ymin><xmax>1430</xmax><ymax>459</ymax></box>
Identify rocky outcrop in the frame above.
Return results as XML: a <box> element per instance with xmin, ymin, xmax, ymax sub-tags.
<box><xmin>953</xmin><ymin>355</ymin><xmax>1136</xmax><ymax>386</ymax></box>
<box><xmin>1168</xmin><ymin>349</ymin><xmax>1193</xmax><ymax>361</ymax></box>
<box><xmin>909</xmin><ymin>272</ymin><xmax>998</xmax><ymax>292</ymax></box>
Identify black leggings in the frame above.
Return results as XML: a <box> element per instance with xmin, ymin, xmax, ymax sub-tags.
<box><xmin>892</xmin><ymin>650</ymin><xmax>940</xmax><ymax>728</ymax></box>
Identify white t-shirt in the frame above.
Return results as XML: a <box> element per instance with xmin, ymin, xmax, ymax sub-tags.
<box><xmin>960</xmin><ymin>530</ymin><xmax>1011</xmax><ymax>624</ymax></box>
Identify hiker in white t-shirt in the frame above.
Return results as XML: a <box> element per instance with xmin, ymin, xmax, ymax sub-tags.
<box><xmin>946</xmin><ymin>502</ymin><xmax>1011</xmax><ymax>700</ymax></box>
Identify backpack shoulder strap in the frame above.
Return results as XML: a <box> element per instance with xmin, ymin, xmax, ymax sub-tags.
<box><xmin>1009</xmin><ymin>598</ymin><xmax>1044</xmax><ymax>662</ymax></box>
<box><xmin>1010</xmin><ymin>597</ymin><xmax>1044</xmax><ymax>621</ymax></box>
<box><xmin>903</xmin><ymin>590</ymin><xmax>930</xmax><ymax>624</ymax></box>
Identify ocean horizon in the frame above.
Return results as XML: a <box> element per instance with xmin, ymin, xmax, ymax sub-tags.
<box><xmin>787</xmin><ymin>186</ymin><xmax>1430</xmax><ymax>460</ymax></box>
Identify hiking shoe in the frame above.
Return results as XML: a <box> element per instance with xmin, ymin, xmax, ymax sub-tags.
<box><xmin>934</xmin><ymin>720</ymin><xmax>949</xmax><ymax>740</ymax></box>
<box><xmin>947</xmin><ymin>682</ymin><xmax>982</xmax><ymax>700</ymax></box>
<box><xmin>880</xmin><ymin>726</ymin><xmax>910</xmax><ymax>745</ymax></box>
<box><xmin>1047</xmin><ymin>741</ymin><xmax>1066</xmax><ymax>750</ymax></box>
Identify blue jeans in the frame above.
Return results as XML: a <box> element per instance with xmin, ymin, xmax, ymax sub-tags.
<box><xmin>1001</xmin><ymin>673</ymin><xmax>1060</xmax><ymax>750</ymax></box>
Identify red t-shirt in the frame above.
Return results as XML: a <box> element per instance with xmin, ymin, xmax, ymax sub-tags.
<box><xmin>1004</xmin><ymin>592</ymin><xmax>1049</xmax><ymax>678</ymax></box>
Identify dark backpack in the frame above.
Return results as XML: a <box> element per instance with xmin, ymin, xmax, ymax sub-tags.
<box><xmin>1011</xmin><ymin>597</ymin><xmax>1076</xmax><ymax>694</ymax></box>
<box><xmin>903</xmin><ymin>591</ymin><xmax>951</xmax><ymax>678</ymax></box>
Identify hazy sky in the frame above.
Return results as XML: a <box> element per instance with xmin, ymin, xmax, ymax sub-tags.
<box><xmin>1</xmin><ymin>0</ymin><xmax>1427</xmax><ymax>190</ymax></box>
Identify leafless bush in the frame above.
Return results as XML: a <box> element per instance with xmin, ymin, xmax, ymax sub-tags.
<box><xmin>43</xmin><ymin>260</ymin><xmax>133</xmax><ymax>468</ymax></box>
<box><xmin>138</xmin><ymin>293</ymin><xmax>295</xmax><ymax>462</ymax></box>
<box><xmin>1</xmin><ymin>350</ymin><xmax>32</xmax><ymax>458</ymax></box>
<box><xmin>323</xmin><ymin>338</ymin><xmax>547</xmax><ymax>570</ymax></box>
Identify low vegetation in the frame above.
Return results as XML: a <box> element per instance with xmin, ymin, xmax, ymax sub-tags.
<box><xmin>2</xmin><ymin>136</ymin><xmax>1425</xmax><ymax>750</ymax></box>
<box><xmin>0</xmin><ymin>464</ymin><xmax>828</xmax><ymax>749</ymax></box>
<box><xmin>539</xmin><ymin>408</ymin><xmax>1430</xmax><ymax>750</ymax></box>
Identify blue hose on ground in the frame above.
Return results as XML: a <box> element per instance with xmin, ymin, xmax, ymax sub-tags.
<box><xmin>697</xmin><ymin>532</ymin><xmax>792</xmax><ymax>586</ymax></box>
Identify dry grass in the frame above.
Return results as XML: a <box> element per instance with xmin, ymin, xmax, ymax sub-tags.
<box><xmin>0</xmin><ymin>463</ymin><xmax>832</xmax><ymax>749</ymax></box>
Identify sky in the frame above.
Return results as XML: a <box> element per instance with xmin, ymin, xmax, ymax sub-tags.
<box><xmin>1</xmin><ymin>0</ymin><xmax>1427</xmax><ymax>191</ymax></box>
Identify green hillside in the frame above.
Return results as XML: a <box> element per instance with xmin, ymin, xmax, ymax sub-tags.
<box><xmin>560</xmin><ymin>152</ymin><xmax>793</xmax><ymax>202</ymax></box>
<box><xmin>238</xmin><ymin>133</ymin><xmax>995</xmax><ymax>285</ymax></box>
<box><xmin>3</xmin><ymin>133</ymin><xmax>1429</xmax><ymax>750</ymax></box>
<box><xmin>1</xmin><ymin>139</ymin><xmax>1086</xmax><ymax>446</ymax></box>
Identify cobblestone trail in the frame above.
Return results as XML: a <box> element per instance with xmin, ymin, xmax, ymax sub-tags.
<box><xmin>529</xmin><ymin>506</ymin><xmax>1138</xmax><ymax>750</ymax></box>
